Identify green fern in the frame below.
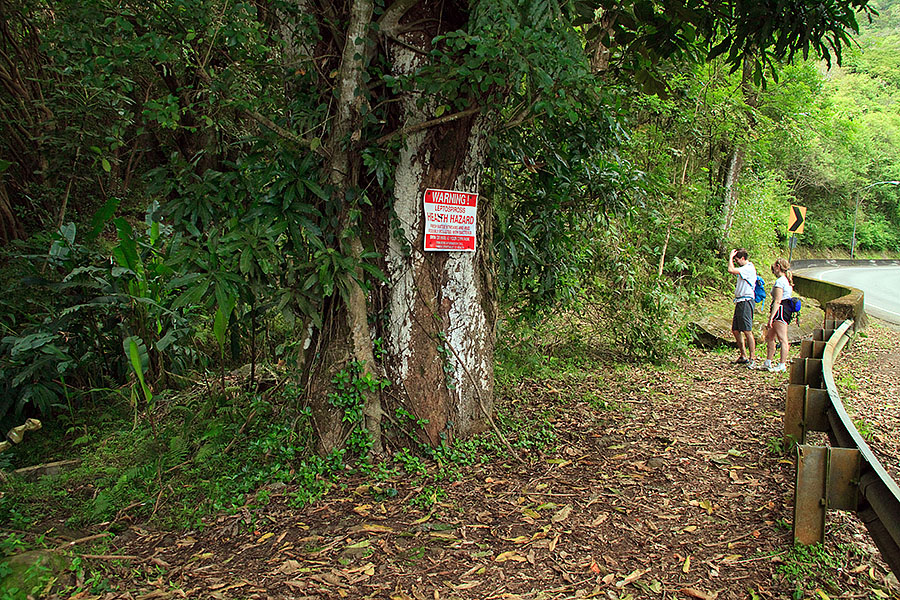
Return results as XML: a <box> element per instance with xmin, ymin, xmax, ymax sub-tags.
<box><xmin>166</xmin><ymin>435</ymin><xmax>189</xmax><ymax>470</ymax></box>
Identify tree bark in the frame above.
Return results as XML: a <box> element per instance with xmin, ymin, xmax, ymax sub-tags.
<box><xmin>718</xmin><ymin>56</ymin><xmax>757</xmax><ymax>251</ymax></box>
<box><xmin>383</xmin><ymin>110</ymin><xmax>495</xmax><ymax>446</ymax></box>
<box><xmin>298</xmin><ymin>0</ymin><xmax>496</xmax><ymax>453</ymax></box>
<box><xmin>378</xmin><ymin>4</ymin><xmax>495</xmax><ymax>447</ymax></box>
<box><xmin>303</xmin><ymin>0</ymin><xmax>385</xmax><ymax>456</ymax></box>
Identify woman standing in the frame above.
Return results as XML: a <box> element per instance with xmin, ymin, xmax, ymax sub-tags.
<box><xmin>762</xmin><ymin>258</ymin><xmax>795</xmax><ymax>372</ymax></box>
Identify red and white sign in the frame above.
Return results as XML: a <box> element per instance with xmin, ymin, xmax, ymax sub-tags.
<box><xmin>423</xmin><ymin>188</ymin><xmax>478</xmax><ymax>252</ymax></box>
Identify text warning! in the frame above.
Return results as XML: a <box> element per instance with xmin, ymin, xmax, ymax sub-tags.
<box><xmin>423</xmin><ymin>188</ymin><xmax>478</xmax><ymax>252</ymax></box>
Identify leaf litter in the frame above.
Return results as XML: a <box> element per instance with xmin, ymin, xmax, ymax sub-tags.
<box><xmin>58</xmin><ymin>333</ymin><xmax>900</xmax><ymax>599</ymax></box>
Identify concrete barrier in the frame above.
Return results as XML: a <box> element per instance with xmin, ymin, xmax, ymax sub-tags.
<box><xmin>791</xmin><ymin>260</ymin><xmax>869</xmax><ymax>331</ymax></box>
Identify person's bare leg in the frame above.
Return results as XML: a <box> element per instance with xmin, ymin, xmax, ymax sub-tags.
<box><xmin>744</xmin><ymin>331</ymin><xmax>756</xmax><ymax>363</ymax></box>
<box><xmin>766</xmin><ymin>327</ymin><xmax>777</xmax><ymax>362</ymax></box>
<box><xmin>776</xmin><ymin>321</ymin><xmax>789</xmax><ymax>365</ymax></box>
<box><xmin>733</xmin><ymin>330</ymin><xmax>746</xmax><ymax>360</ymax></box>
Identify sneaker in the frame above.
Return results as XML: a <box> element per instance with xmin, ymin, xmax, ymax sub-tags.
<box><xmin>747</xmin><ymin>361</ymin><xmax>756</xmax><ymax>370</ymax></box>
<box><xmin>762</xmin><ymin>359</ymin><xmax>772</xmax><ymax>370</ymax></box>
<box><xmin>735</xmin><ymin>357</ymin><xmax>750</xmax><ymax>365</ymax></box>
<box><xmin>768</xmin><ymin>362</ymin><xmax>786</xmax><ymax>372</ymax></box>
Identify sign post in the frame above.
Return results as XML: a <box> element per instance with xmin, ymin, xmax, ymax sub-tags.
<box><xmin>788</xmin><ymin>204</ymin><xmax>806</xmax><ymax>262</ymax></box>
<box><xmin>423</xmin><ymin>188</ymin><xmax>478</xmax><ymax>252</ymax></box>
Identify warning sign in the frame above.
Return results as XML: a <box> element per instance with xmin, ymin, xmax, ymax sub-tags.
<box><xmin>423</xmin><ymin>188</ymin><xmax>478</xmax><ymax>252</ymax></box>
<box><xmin>788</xmin><ymin>204</ymin><xmax>806</xmax><ymax>234</ymax></box>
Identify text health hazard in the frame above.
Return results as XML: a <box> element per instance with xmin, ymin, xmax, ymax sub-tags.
<box><xmin>423</xmin><ymin>188</ymin><xmax>478</xmax><ymax>252</ymax></box>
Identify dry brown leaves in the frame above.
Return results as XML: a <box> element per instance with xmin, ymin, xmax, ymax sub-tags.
<box><xmin>66</xmin><ymin>335</ymin><xmax>900</xmax><ymax>600</ymax></box>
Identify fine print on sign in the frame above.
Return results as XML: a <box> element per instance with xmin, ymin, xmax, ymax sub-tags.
<box><xmin>423</xmin><ymin>188</ymin><xmax>478</xmax><ymax>252</ymax></box>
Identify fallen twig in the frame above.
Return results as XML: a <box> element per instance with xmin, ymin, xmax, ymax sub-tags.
<box><xmin>55</xmin><ymin>532</ymin><xmax>111</xmax><ymax>551</ymax></box>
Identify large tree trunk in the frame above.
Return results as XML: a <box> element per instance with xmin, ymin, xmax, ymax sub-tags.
<box><xmin>719</xmin><ymin>144</ymin><xmax>744</xmax><ymax>248</ymax></box>
<box><xmin>380</xmin><ymin>1</ymin><xmax>495</xmax><ymax>447</ymax></box>
<box><xmin>384</xmin><ymin>108</ymin><xmax>495</xmax><ymax>446</ymax></box>
<box><xmin>303</xmin><ymin>0</ymin><xmax>496</xmax><ymax>454</ymax></box>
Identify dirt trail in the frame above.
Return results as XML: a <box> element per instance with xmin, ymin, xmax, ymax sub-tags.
<box><xmin>93</xmin><ymin>337</ymin><xmax>899</xmax><ymax>599</ymax></box>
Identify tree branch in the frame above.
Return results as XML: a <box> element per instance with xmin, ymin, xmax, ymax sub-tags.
<box><xmin>244</xmin><ymin>109</ymin><xmax>327</xmax><ymax>155</ymax></box>
<box><xmin>194</xmin><ymin>66</ymin><xmax>328</xmax><ymax>155</ymax></box>
<box><xmin>378</xmin><ymin>0</ymin><xmax>419</xmax><ymax>36</ymax></box>
<box><xmin>375</xmin><ymin>106</ymin><xmax>481</xmax><ymax>145</ymax></box>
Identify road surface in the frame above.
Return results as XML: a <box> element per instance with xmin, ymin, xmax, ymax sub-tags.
<box><xmin>800</xmin><ymin>266</ymin><xmax>900</xmax><ymax>326</ymax></box>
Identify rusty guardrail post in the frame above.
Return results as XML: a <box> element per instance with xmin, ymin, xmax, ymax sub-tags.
<box><xmin>794</xmin><ymin>445</ymin><xmax>861</xmax><ymax>544</ymax></box>
<box><xmin>790</xmin><ymin>320</ymin><xmax>860</xmax><ymax>545</ymax></box>
<box><xmin>784</xmin><ymin>336</ymin><xmax>828</xmax><ymax>447</ymax></box>
<box><xmin>787</xmin><ymin>319</ymin><xmax>900</xmax><ymax>575</ymax></box>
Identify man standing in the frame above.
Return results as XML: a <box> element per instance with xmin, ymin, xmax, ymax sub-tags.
<box><xmin>728</xmin><ymin>248</ymin><xmax>757</xmax><ymax>368</ymax></box>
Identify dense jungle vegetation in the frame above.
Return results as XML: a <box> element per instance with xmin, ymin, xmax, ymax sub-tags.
<box><xmin>1</xmin><ymin>0</ymin><xmax>899</xmax><ymax>541</ymax></box>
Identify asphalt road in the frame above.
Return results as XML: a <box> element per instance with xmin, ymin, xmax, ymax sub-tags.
<box><xmin>800</xmin><ymin>266</ymin><xmax>900</xmax><ymax>325</ymax></box>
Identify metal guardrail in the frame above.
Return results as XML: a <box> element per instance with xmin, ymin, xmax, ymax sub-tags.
<box><xmin>785</xmin><ymin>319</ymin><xmax>900</xmax><ymax>574</ymax></box>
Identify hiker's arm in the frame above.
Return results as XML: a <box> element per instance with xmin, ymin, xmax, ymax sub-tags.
<box><xmin>727</xmin><ymin>249</ymin><xmax>740</xmax><ymax>275</ymax></box>
<box><xmin>768</xmin><ymin>286</ymin><xmax>783</xmax><ymax>325</ymax></box>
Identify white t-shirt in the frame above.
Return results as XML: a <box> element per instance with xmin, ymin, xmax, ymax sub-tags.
<box><xmin>734</xmin><ymin>262</ymin><xmax>756</xmax><ymax>303</ymax></box>
<box><xmin>773</xmin><ymin>275</ymin><xmax>792</xmax><ymax>300</ymax></box>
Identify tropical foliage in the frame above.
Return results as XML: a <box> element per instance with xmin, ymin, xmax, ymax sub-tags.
<box><xmin>0</xmin><ymin>0</ymin><xmax>896</xmax><ymax>442</ymax></box>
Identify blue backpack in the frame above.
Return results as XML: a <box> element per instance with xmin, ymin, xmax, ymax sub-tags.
<box><xmin>753</xmin><ymin>276</ymin><xmax>766</xmax><ymax>304</ymax></box>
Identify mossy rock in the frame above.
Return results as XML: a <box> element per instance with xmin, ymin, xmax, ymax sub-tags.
<box><xmin>0</xmin><ymin>550</ymin><xmax>71</xmax><ymax>598</ymax></box>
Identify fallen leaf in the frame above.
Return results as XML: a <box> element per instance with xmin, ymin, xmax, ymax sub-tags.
<box><xmin>256</xmin><ymin>532</ymin><xmax>274</xmax><ymax>544</ymax></box>
<box><xmin>616</xmin><ymin>569</ymin><xmax>647</xmax><ymax>587</ymax></box>
<box><xmin>591</xmin><ymin>513</ymin><xmax>609</xmax><ymax>526</ymax></box>
<box><xmin>504</xmin><ymin>535</ymin><xmax>530</xmax><ymax>544</ymax></box>
<box><xmin>452</xmin><ymin>582</ymin><xmax>481</xmax><ymax>590</ymax></box>
<box><xmin>495</xmin><ymin>551</ymin><xmax>527</xmax><ymax>563</ymax></box>
<box><xmin>552</xmin><ymin>505</ymin><xmax>573</xmax><ymax>523</ymax></box>
<box><xmin>277</xmin><ymin>560</ymin><xmax>303</xmax><ymax>575</ymax></box>
<box><xmin>590</xmin><ymin>559</ymin><xmax>601</xmax><ymax>573</ymax></box>
<box><xmin>682</xmin><ymin>555</ymin><xmax>691</xmax><ymax>573</ymax></box>
<box><xmin>680</xmin><ymin>588</ymin><xmax>717</xmax><ymax>600</ymax></box>
<box><xmin>284</xmin><ymin>580</ymin><xmax>307</xmax><ymax>590</ymax></box>
<box><xmin>361</xmin><ymin>523</ymin><xmax>393</xmax><ymax>534</ymax></box>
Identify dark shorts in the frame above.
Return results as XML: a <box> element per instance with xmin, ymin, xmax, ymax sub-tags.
<box><xmin>732</xmin><ymin>300</ymin><xmax>754</xmax><ymax>331</ymax></box>
<box><xmin>774</xmin><ymin>299</ymin><xmax>795</xmax><ymax>324</ymax></box>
